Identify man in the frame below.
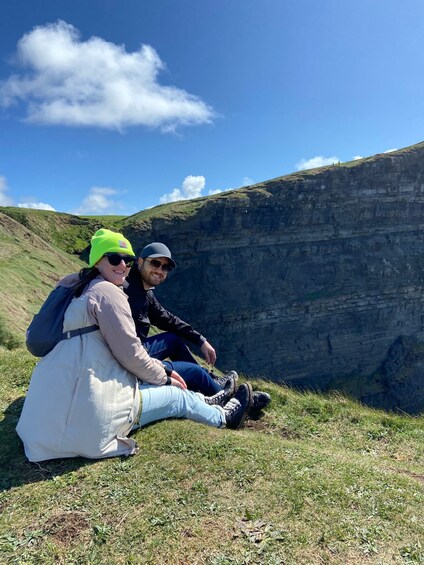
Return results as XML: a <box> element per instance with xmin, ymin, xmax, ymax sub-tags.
<box><xmin>125</xmin><ymin>242</ymin><xmax>271</xmax><ymax>415</ymax></box>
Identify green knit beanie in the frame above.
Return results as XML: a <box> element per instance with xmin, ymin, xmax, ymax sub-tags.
<box><xmin>89</xmin><ymin>229</ymin><xmax>135</xmax><ymax>267</ymax></box>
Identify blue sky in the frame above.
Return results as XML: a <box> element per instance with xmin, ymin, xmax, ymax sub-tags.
<box><xmin>0</xmin><ymin>0</ymin><xmax>423</xmax><ymax>216</ymax></box>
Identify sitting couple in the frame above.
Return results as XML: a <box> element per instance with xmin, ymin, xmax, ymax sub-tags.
<box><xmin>17</xmin><ymin>229</ymin><xmax>270</xmax><ymax>462</ymax></box>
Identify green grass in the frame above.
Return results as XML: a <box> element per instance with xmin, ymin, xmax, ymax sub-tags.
<box><xmin>0</xmin><ymin>207</ymin><xmax>106</xmax><ymax>254</ymax></box>
<box><xmin>0</xmin><ymin>312</ymin><xmax>21</xmax><ymax>350</ymax></box>
<box><xmin>1</xmin><ymin>348</ymin><xmax>423</xmax><ymax>564</ymax></box>
<box><xmin>0</xmin><ymin>213</ymin><xmax>84</xmax><ymax>335</ymax></box>
<box><xmin>121</xmin><ymin>198</ymin><xmax>207</xmax><ymax>227</ymax></box>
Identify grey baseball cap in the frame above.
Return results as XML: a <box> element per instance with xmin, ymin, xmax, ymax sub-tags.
<box><xmin>139</xmin><ymin>242</ymin><xmax>176</xmax><ymax>269</ymax></box>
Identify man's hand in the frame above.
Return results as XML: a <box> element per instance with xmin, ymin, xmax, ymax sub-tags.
<box><xmin>200</xmin><ymin>341</ymin><xmax>217</xmax><ymax>365</ymax></box>
<box><xmin>170</xmin><ymin>370</ymin><xmax>187</xmax><ymax>390</ymax></box>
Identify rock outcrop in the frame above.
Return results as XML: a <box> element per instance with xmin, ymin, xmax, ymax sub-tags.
<box><xmin>126</xmin><ymin>142</ymin><xmax>424</xmax><ymax>413</ymax></box>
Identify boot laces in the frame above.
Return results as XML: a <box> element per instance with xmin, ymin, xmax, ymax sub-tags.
<box><xmin>224</xmin><ymin>397</ymin><xmax>241</xmax><ymax>416</ymax></box>
<box><xmin>205</xmin><ymin>389</ymin><xmax>226</xmax><ymax>405</ymax></box>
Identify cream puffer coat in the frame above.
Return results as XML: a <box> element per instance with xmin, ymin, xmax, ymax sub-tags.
<box><xmin>17</xmin><ymin>275</ymin><xmax>168</xmax><ymax>462</ymax></box>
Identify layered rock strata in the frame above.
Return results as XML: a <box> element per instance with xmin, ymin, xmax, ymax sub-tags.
<box><xmin>126</xmin><ymin>142</ymin><xmax>424</xmax><ymax>412</ymax></box>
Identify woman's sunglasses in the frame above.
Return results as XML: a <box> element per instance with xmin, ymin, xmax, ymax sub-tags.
<box><xmin>104</xmin><ymin>253</ymin><xmax>136</xmax><ymax>267</ymax></box>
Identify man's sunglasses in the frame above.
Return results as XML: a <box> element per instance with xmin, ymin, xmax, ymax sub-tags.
<box><xmin>145</xmin><ymin>258</ymin><xmax>173</xmax><ymax>273</ymax></box>
<box><xmin>104</xmin><ymin>253</ymin><xmax>136</xmax><ymax>267</ymax></box>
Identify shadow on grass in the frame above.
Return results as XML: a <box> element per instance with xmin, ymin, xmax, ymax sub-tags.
<box><xmin>0</xmin><ymin>393</ymin><xmax>272</xmax><ymax>492</ymax></box>
<box><xmin>0</xmin><ymin>397</ymin><xmax>96</xmax><ymax>491</ymax></box>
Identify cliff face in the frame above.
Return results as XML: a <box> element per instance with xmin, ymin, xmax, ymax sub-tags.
<box><xmin>126</xmin><ymin>143</ymin><xmax>424</xmax><ymax>413</ymax></box>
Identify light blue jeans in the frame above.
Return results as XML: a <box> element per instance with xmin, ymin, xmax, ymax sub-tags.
<box><xmin>138</xmin><ymin>383</ymin><xmax>225</xmax><ymax>428</ymax></box>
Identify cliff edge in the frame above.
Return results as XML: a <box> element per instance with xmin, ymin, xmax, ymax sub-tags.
<box><xmin>125</xmin><ymin>142</ymin><xmax>424</xmax><ymax>413</ymax></box>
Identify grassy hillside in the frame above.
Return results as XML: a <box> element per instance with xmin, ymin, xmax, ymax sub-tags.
<box><xmin>0</xmin><ymin>211</ymin><xmax>88</xmax><ymax>341</ymax></box>
<box><xmin>0</xmin><ymin>347</ymin><xmax>423</xmax><ymax>564</ymax></box>
<box><xmin>0</xmin><ymin>207</ymin><xmax>121</xmax><ymax>254</ymax></box>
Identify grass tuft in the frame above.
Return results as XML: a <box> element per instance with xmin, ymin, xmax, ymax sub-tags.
<box><xmin>0</xmin><ymin>312</ymin><xmax>22</xmax><ymax>350</ymax></box>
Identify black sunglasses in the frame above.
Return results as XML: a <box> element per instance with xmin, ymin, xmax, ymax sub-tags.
<box><xmin>104</xmin><ymin>253</ymin><xmax>136</xmax><ymax>267</ymax></box>
<box><xmin>145</xmin><ymin>258</ymin><xmax>173</xmax><ymax>273</ymax></box>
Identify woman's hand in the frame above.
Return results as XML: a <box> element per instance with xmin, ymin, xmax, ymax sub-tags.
<box><xmin>170</xmin><ymin>370</ymin><xmax>187</xmax><ymax>390</ymax></box>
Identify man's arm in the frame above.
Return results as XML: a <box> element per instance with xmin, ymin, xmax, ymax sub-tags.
<box><xmin>148</xmin><ymin>291</ymin><xmax>216</xmax><ymax>363</ymax></box>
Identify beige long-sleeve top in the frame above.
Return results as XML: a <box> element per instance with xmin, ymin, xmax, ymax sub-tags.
<box><xmin>60</xmin><ymin>273</ymin><xmax>167</xmax><ymax>385</ymax></box>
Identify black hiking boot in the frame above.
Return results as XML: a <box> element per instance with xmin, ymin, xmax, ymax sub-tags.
<box><xmin>204</xmin><ymin>376</ymin><xmax>237</xmax><ymax>407</ymax></box>
<box><xmin>249</xmin><ymin>391</ymin><xmax>271</xmax><ymax>419</ymax></box>
<box><xmin>223</xmin><ymin>383</ymin><xmax>253</xmax><ymax>429</ymax></box>
<box><xmin>210</xmin><ymin>370</ymin><xmax>239</xmax><ymax>389</ymax></box>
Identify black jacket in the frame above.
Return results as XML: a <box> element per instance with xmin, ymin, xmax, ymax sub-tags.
<box><xmin>124</xmin><ymin>266</ymin><xmax>205</xmax><ymax>346</ymax></box>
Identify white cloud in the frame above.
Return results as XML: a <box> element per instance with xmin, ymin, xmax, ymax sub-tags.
<box><xmin>208</xmin><ymin>176</ymin><xmax>254</xmax><ymax>196</ymax></box>
<box><xmin>159</xmin><ymin>174</ymin><xmax>252</xmax><ymax>203</ymax></box>
<box><xmin>0</xmin><ymin>20</ymin><xmax>215</xmax><ymax>131</ymax></box>
<box><xmin>0</xmin><ymin>176</ymin><xmax>13</xmax><ymax>206</ymax></box>
<box><xmin>18</xmin><ymin>201</ymin><xmax>56</xmax><ymax>211</ymax></box>
<box><xmin>241</xmin><ymin>176</ymin><xmax>254</xmax><ymax>186</ymax></box>
<box><xmin>72</xmin><ymin>186</ymin><xmax>125</xmax><ymax>215</ymax></box>
<box><xmin>296</xmin><ymin>156</ymin><xmax>340</xmax><ymax>171</ymax></box>
<box><xmin>207</xmin><ymin>185</ymin><xmax>232</xmax><ymax>195</ymax></box>
<box><xmin>160</xmin><ymin>175</ymin><xmax>205</xmax><ymax>204</ymax></box>
<box><xmin>0</xmin><ymin>175</ymin><xmax>56</xmax><ymax>209</ymax></box>
<box><xmin>353</xmin><ymin>155</ymin><xmax>364</xmax><ymax>161</ymax></box>
<box><xmin>384</xmin><ymin>148</ymin><xmax>398</xmax><ymax>153</ymax></box>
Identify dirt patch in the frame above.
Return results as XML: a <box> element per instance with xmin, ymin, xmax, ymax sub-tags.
<box><xmin>244</xmin><ymin>418</ymin><xmax>271</xmax><ymax>432</ymax></box>
<box><xmin>244</xmin><ymin>418</ymin><xmax>302</xmax><ymax>440</ymax></box>
<box><xmin>44</xmin><ymin>511</ymin><xmax>91</xmax><ymax>545</ymax></box>
<box><xmin>395</xmin><ymin>468</ymin><xmax>424</xmax><ymax>483</ymax></box>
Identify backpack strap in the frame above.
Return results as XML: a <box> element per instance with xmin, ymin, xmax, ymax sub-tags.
<box><xmin>61</xmin><ymin>324</ymin><xmax>99</xmax><ymax>341</ymax></box>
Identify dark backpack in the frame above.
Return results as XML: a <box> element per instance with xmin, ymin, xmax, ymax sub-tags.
<box><xmin>26</xmin><ymin>285</ymin><xmax>98</xmax><ymax>357</ymax></box>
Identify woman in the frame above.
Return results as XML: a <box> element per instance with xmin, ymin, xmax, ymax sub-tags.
<box><xmin>17</xmin><ymin>229</ymin><xmax>252</xmax><ymax>462</ymax></box>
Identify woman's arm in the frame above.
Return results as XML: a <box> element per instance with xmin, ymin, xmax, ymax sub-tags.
<box><xmin>87</xmin><ymin>281</ymin><xmax>168</xmax><ymax>385</ymax></box>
